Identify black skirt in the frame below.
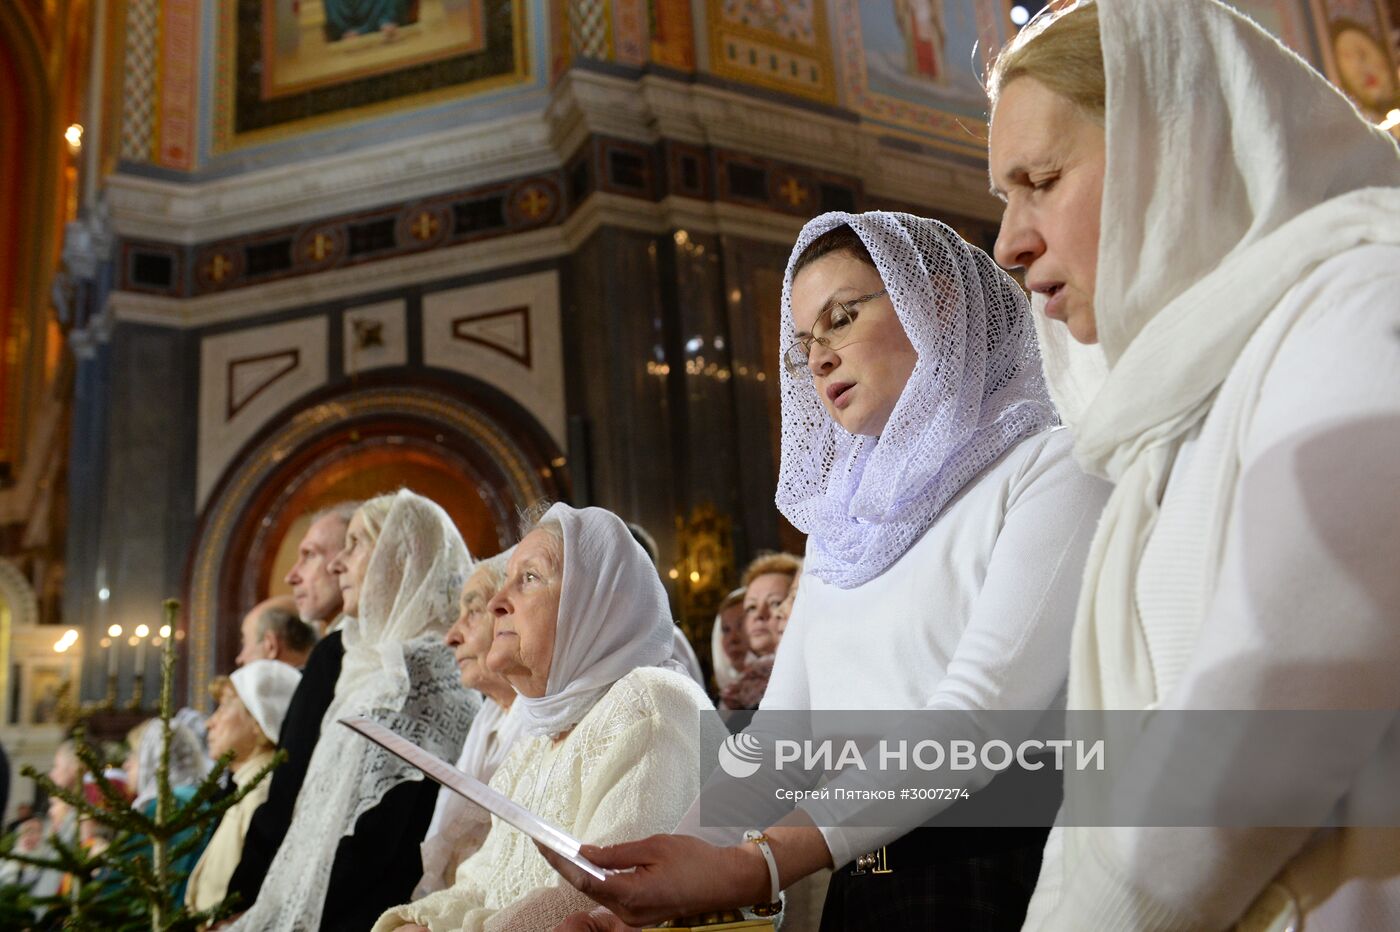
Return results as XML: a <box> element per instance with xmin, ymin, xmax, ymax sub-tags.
<box><xmin>818</xmin><ymin>825</ymin><xmax>1048</xmax><ymax>932</ymax></box>
<box><xmin>818</xmin><ymin>757</ymin><xmax>1059</xmax><ymax>931</ymax></box>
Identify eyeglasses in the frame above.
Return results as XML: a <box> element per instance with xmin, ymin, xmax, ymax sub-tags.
<box><xmin>782</xmin><ymin>290</ymin><xmax>886</xmax><ymax>378</ymax></box>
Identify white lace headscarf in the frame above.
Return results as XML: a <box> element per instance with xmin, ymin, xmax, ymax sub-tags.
<box><xmin>777</xmin><ymin>211</ymin><xmax>1057</xmax><ymax>588</ymax></box>
<box><xmin>131</xmin><ymin>717</ymin><xmax>213</xmax><ymax>809</ymax></box>
<box><xmin>513</xmin><ymin>503</ymin><xmax>683</xmax><ymax>737</ymax></box>
<box><xmin>232</xmin><ymin>489</ymin><xmax>478</xmax><ymax>932</ymax></box>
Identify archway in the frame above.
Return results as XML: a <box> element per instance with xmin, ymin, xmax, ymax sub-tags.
<box><xmin>183</xmin><ymin>377</ymin><xmax>568</xmax><ymax>706</ymax></box>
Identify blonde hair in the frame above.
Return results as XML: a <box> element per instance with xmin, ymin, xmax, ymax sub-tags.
<box><xmin>208</xmin><ymin>675</ymin><xmax>233</xmax><ymax>703</ymax></box>
<box><xmin>126</xmin><ymin>719</ymin><xmax>151</xmax><ymax>751</ymax></box>
<box><xmin>741</xmin><ymin>552</ymin><xmax>803</xmax><ymax>588</ymax></box>
<box><xmin>988</xmin><ymin>4</ymin><xmax>1104</xmax><ymax>121</ymax></box>
<box><xmin>355</xmin><ymin>493</ymin><xmax>399</xmax><ymax>544</ymax></box>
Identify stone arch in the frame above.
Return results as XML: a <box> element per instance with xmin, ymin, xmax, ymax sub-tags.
<box><xmin>182</xmin><ymin>376</ymin><xmax>568</xmax><ymax>706</ymax></box>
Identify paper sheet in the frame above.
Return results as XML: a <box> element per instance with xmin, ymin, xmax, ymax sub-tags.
<box><xmin>339</xmin><ymin>716</ymin><xmax>612</xmax><ymax>881</ymax></box>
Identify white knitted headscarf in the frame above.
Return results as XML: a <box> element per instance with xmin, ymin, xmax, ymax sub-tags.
<box><xmin>131</xmin><ymin>718</ymin><xmax>213</xmax><ymax>809</ymax></box>
<box><xmin>777</xmin><ymin>211</ymin><xmax>1057</xmax><ymax>589</ymax></box>
<box><xmin>513</xmin><ymin>503</ymin><xmax>683</xmax><ymax>737</ymax></box>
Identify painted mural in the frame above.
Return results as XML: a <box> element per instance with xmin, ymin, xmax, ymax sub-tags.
<box><xmin>1317</xmin><ymin>0</ymin><xmax>1399</xmax><ymax>117</ymax></box>
<box><xmin>834</xmin><ymin>0</ymin><xmax>1009</xmax><ymax>156</ymax></box>
<box><xmin>215</xmin><ymin>0</ymin><xmax>530</xmax><ymax>150</ymax></box>
<box><xmin>707</xmin><ymin>0</ymin><xmax>837</xmax><ymax>103</ymax></box>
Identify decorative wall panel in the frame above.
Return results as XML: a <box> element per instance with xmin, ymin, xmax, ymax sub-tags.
<box><xmin>707</xmin><ymin>0</ymin><xmax>836</xmax><ymax>103</ymax></box>
<box><xmin>422</xmin><ymin>270</ymin><xmax>566</xmax><ymax>446</ymax></box>
<box><xmin>343</xmin><ymin>299</ymin><xmax>408</xmax><ymax>375</ymax></box>
<box><xmin>157</xmin><ymin>0</ymin><xmax>200</xmax><ymax>169</ymax></box>
<box><xmin>198</xmin><ymin>316</ymin><xmax>329</xmax><ymax>507</ymax></box>
<box><xmin>120</xmin><ymin>0</ymin><xmax>159</xmax><ymax>160</ymax></box>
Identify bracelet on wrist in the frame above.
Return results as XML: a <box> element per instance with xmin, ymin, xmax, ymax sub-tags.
<box><xmin>741</xmin><ymin>830</ymin><xmax>783</xmax><ymax>916</ymax></box>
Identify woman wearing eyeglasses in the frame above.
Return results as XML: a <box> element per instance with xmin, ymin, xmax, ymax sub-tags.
<box><xmin>546</xmin><ymin>212</ymin><xmax>1110</xmax><ymax>932</ymax></box>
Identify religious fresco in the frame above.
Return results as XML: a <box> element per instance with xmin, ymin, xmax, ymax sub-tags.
<box><xmin>550</xmin><ymin>0</ymin><xmax>694</xmax><ymax>81</ymax></box>
<box><xmin>707</xmin><ymin>0</ymin><xmax>838</xmax><ymax>103</ymax></box>
<box><xmin>833</xmin><ymin>0</ymin><xmax>1010</xmax><ymax>157</ymax></box>
<box><xmin>214</xmin><ymin>0</ymin><xmax>530</xmax><ymax>151</ymax></box>
<box><xmin>1311</xmin><ymin>0</ymin><xmax>1400</xmax><ymax>118</ymax></box>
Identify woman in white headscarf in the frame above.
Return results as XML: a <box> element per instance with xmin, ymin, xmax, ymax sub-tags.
<box><xmin>413</xmin><ymin>552</ymin><xmax>525</xmax><ymax>900</ymax></box>
<box><xmin>986</xmin><ymin>2</ymin><xmax>1400</xmax><ymax>928</ymax></box>
<box><xmin>547</xmin><ymin>213</ymin><xmax>1111</xmax><ymax>931</ymax></box>
<box><xmin>187</xmin><ymin>659</ymin><xmax>301</xmax><ymax>914</ymax></box>
<box><xmin>372</xmin><ymin>502</ymin><xmax>726</xmax><ymax>932</ymax></box>
<box><xmin>120</xmin><ymin>717</ymin><xmax>216</xmax><ymax>906</ymax></box>
<box><xmin>231</xmin><ymin>490</ymin><xmax>478</xmax><ymax>931</ymax></box>
<box><xmin>709</xmin><ymin>587</ymin><xmax>749</xmax><ymax>692</ymax></box>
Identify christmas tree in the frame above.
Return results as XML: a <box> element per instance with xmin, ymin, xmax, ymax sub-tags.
<box><xmin>1</xmin><ymin>600</ymin><xmax>282</xmax><ymax>931</ymax></box>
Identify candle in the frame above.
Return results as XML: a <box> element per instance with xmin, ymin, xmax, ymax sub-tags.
<box><xmin>106</xmin><ymin>623</ymin><xmax>123</xmax><ymax>678</ymax></box>
<box><xmin>134</xmin><ymin>623</ymin><xmax>150</xmax><ymax>679</ymax></box>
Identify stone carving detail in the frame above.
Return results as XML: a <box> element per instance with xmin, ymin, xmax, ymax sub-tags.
<box><xmin>227</xmin><ymin>350</ymin><xmax>300</xmax><ymax>420</ymax></box>
<box><xmin>452</xmin><ymin>306</ymin><xmax>532</xmax><ymax>367</ymax></box>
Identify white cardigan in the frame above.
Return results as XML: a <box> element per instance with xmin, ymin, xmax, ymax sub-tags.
<box><xmin>761</xmin><ymin>426</ymin><xmax>1110</xmax><ymax>868</ymax></box>
<box><xmin>374</xmin><ymin>667</ymin><xmax>727</xmax><ymax>932</ymax></box>
<box><xmin>1028</xmin><ymin>245</ymin><xmax>1400</xmax><ymax>931</ymax></box>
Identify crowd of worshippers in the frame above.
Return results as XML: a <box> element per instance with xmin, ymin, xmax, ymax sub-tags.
<box><xmin>9</xmin><ymin>1</ymin><xmax>1400</xmax><ymax>929</ymax></box>
<box><xmin>5</xmin><ymin>493</ymin><xmax>806</xmax><ymax>930</ymax></box>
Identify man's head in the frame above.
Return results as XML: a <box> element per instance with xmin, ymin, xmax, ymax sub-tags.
<box><xmin>236</xmin><ymin>595</ymin><xmax>317</xmax><ymax>667</ymax></box>
<box><xmin>285</xmin><ymin>502</ymin><xmax>359</xmax><ymax>624</ymax></box>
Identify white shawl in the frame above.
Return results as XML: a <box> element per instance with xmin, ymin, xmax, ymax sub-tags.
<box><xmin>1029</xmin><ymin>0</ymin><xmax>1400</xmax><ymax>926</ymax></box>
<box><xmin>1041</xmin><ymin>0</ymin><xmax>1400</xmax><ymax>707</ymax></box>
<box><xmin>513</xmin><ymin>503</ymin><xmax>683</xmax><ymax>737</ymax></box>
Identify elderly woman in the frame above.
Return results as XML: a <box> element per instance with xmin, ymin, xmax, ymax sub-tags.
<box><xmin>231</xmin><ymin>490</ymin><xmax>478</xmax><ymax>931</ymax></box>
<box><xmin>549</xmin><ymin>212</ymin><xmax>1110</xmax><ymax>930</ymax></box>
<box><xmin>709</xmin><ymin>588</ymin><xmax>748</xmax><ymax>693</ymax></box>
<box><xmin>123</xmin><ymin>718</ymin><xmax>215</xmax><ymax>905</ymax></box>
<box><xmin>186</xmin><ymin>659</ymin><xmax>300</xmax><ymax>914</ymax></box>
<box><xmin>984</xmin><ymin>3</ymin><xmax>1400</xmax><ymax>929</ymax></box>
<box><xmin>412</xmin><ymin>552</ymin><xmax>527</xmax><ymax>899</ymax></box>
<box><xmin>372</xmin><ymin>502</ymin><xmax>726</xmax><ymax>932</ymax></box>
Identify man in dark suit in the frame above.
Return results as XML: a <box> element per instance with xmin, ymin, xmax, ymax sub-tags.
<box><xmin>224</xmin><ymin>502</ymin><xmax>359</xmax><ymax>913</ymax></box>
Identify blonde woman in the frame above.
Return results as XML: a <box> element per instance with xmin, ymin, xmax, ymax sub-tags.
<box><xmin>985</xmin><ymin>2</ymin><xmax>1400</xmax><ymax>928</ymax></box>
<box><xmin>719</xmin><ymin>553</ymin><xmax>802</xmax><ymax>711</ymax></box>
<box><xmin>231</xmin><ymin>491</ymin><xmax>477</xmax><ymax>931</ymax></box>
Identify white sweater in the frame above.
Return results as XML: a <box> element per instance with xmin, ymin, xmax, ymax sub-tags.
<box><xmin>373</xmin><ymin>667</ymin><xmax>727</xmax><ymax>932</ymax></box>
<box><xmin>1029</xmin><ymin>245</ymin><xmax>1400</xmax><ymax>931</ymax></box>
<box><xmin>761</xmin><ymin>426</ymin><xmax>1111</xmax><ymax>868</ymax></box>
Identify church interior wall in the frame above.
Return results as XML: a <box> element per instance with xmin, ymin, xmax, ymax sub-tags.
<box><xmin>26</xmin><ymin>0</ymin><xmax>1394</xmax><ymax>713</ymax></box>
<box><xmin>78</xmin><ymin>322</ymin><xmax>200</xmax><ymax>703</ymax></box>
